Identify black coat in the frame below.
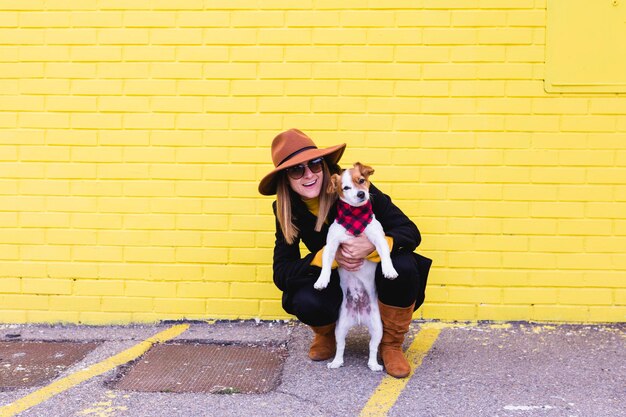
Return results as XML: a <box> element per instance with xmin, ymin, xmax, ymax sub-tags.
<box><xmin>272</xmin><ymin>183</ymin><xmax>431</xmax><ymax>311</ymax></box>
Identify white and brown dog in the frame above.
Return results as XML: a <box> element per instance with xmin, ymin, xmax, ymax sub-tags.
<box><xmin>314</xmin><ymin>162</ymin><xmax>398</xmax><ymax>371</ymax></box>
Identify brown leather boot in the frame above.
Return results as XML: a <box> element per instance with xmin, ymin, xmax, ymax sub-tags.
<box><xmin>378</xmin><ymin>301</ymin><xmax>415</xmax><ymax>378</ymax></box>
<box><xmin>308</xmin><ymin>323</ymin><xmax>336</xmax><ymax>361</ymax></box>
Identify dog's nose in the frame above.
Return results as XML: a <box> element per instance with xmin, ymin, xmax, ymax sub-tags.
<box><xmin>357</xmin><ymin>191</ymin><xmax>365</xmax><ymax>200</ymax></box>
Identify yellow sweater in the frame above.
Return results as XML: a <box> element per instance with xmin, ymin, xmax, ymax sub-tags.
<box><xmin>304</xmin><ymin>197</ymin><xmax>394</xmax><ymax>268</ymax></box>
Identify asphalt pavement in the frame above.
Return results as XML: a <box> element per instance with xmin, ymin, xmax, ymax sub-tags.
<box><xmin>0</xmin><ymin>320</ymin><xmax>624</xmax><ymax>417</ymax></box>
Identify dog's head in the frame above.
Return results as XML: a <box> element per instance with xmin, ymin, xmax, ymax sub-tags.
<box><xmin>328</xmin><ymin>162</ymin><xmax>375</xmax><ymax>207</ymax></box>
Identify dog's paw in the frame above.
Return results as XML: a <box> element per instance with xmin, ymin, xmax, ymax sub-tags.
<box><xmin>313</xmin><ymin>277</ymin><xmax>329</xmax><ymax>290</ymax></box>
<box><xmin>382</xmin><ymin>265</ymin><xmax>398</xmax><ymax>280</ymax></box>
<box><xmin>368</xmin><ymin>362</ymin><xmax>383</xmax><ymax>372</ymax></box>
<box><xmin>328</xmin><ymin>360</ymin><xmax>344</xmax><ymax>369</ymax></box>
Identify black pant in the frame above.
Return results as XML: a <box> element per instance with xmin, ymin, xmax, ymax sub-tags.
<box><xmin>285</xmin><ymin>252</ymin><xmax>431</xmax><ymax>327</ymax></box>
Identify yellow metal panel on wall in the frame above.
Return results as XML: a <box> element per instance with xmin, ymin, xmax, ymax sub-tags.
<box><xmin>546</xmin><ymin>0</ymin><xmax>626</xmax><ymax>92</ymax></box>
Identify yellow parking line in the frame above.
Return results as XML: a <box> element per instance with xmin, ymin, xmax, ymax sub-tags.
<box><xmin>0</xmin><ymin>324</ymin><xmax>189</xmax><ymax>417</ymax></box>
<box><xmin>359</xmin><ymin>324</ymin><xmax>442</xmax><ymax>417</ymax></box>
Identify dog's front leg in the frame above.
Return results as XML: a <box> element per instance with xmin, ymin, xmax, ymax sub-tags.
<box><xmin>365</xmin><ymin>220</ymin><xmax>398</xmax><ymax>279</ymax></box>
<box><xmin>314</xmin><ymin>228</ymin><xmax>343</xmax><ymax>290</ymax></box>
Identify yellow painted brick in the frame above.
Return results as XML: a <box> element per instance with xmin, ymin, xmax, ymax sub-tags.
<box><xmin>97</xmin><ymin>230</ymin><xmax>149</xmax><ymax>246</ymax></box>
<box><xmin>177</xmin><ymin>282</ymin><xmax>230</xmax><ymax>298</ymax></box>
<box><xmin>153</xmin><ymin>199</ymin><xmax>203</xmax><ymax>214</ymax></box>
<box><xmin>558</xmin><ymin>219</ymin><xmax>613</xmax><ymax>236</ymax></box>
<box><xmin>284</xmin><ymin>80</ymin><xmax>339</xmax><ymax>96</ymax></box>
<box><xmin>151</xmin><ymin>63</ymin><xmax>202</xmax><ymax>79</ymax></box>
<box><xmin>45</xmin><ymin>0</ymin><xmax>97</xmax><ymax>10</ymax></box>
<box><xmin>203</xmin><ymin>232</ymin><xmax>255</xmax><ymax>248</ymax></box>
<box><xmin>21</xmin><ymin>245</ymin><xmax>70</xmax><ymax>261</ymax></box>
<box><xmin>423</xmin><ymin>28</ymin><xmax>478</xmax><ymax>45</ymax></box>
<box><xmin>47</xmin><ymin>230</ymin><xmax>97</xmax><ymax>245</ymax></box>
<box><xmin>19</xmin><ymin>113</ymin><xmax>69</xmax><ymax>129</ymax></box>
<box><xmin>502</xmin><ymin>252</ymin><xmax>557</xmax><ymax>270</ymax></box>
<box><xmin>19</xmin><ymin>12</ymin><xmax>70</xmax><ymax>28</ymax></box>
<box><xmin>559</xmin><ymin>289</ymin><xmax>613</xmax><ymax>306</ymax></box>
<box><xmin>230</xmin><ymin>282</ymin><xmax>281</xmax><ymax>299</ymax></box>
<box><xmin>312</xmin><ymin>28</ymin><xmax>366</xmax><ymax>44</ymax></box>
<box><xmin>47</xmin><ymin>97</ymin><xmax>97</xmax><ymax>112</ymax></box>
<box><xmin>205</xmin><ymin>299</ymin><xmax>259</xmax><ymax>317</ymax></box>
<box><xmin>476</xmin><ymin>305</ymin><xmax>533</xmax><ymax>321</ymax></box>
<box><xmin>395</xmin><ymin>46</ymin><xmax>449</xmax><ymax>63</ymax></box>
<box><xmin>123</xmin><ymin>113</ymin><xmax>176</xmax><ymax>129</ymax></box>
<box><xmin>422</xmin><ymin>303</ymin><xmax>476</xmax><ymax>321</ymax></box>
<box><xmin>15</xmin><ymin>45</ymin><xmax>67</xmax><ymax>62</ymax></box>
<box><xmin>71</xmin><ymin>213</ymin><xmax>122</xmax><ymax>229</ymax></box>
<box><xmin>28</xmin><ymin>311</ymin><xmax>80</xmax><ymax>323</ymax></box>
<box><xmin>124</xmin><ymin>79</ymin><xmax>176</xmax><ymax>95</ymax></box>
<box><xmin>70</xmin><ymin>45</ymin><xmax>122</xmax><ymax>61</ymax></box>
<box><xmin>0</xmin><ymin>262</ymin><xmax>46</xmax><ymax>279</ymax></box>
<box><xmin>73</xmin><ymin>113</ymin><xmax>123</xmax><ymax>129</ymax></box>
<box><xmin>175</xmin><ymin>46</ymin><xmax>228</xmax><ymax>62</ymax></box>
<box><xmin>81</xmin><ymin>312</ymin><xmax>134</xmax><ymax>324</ymax></box>
<box><xmin>48</xmin><ymin>263</ymin><xmax>98</xmax><ymax>279</ymax></box>
<box><xmin>0</xmin><ymin>12</ymin><xmax>17</xmax><ymax>26</ymax></box>
<box><xmin>312</xmin><ymin>63</ymin><xmax>367</xmax><ymax>79</ymax></box>
<box><xmin>588</xmin><ymin>307</ymin><xmax>625</xmax><ymax>323</ymax></box>
<box><xmin>229</xmin><ymin>47</ymin><xmax>283</xmax><ymax>63</ymax></box>
<box><xmin>72</xmin><ymin>79</ymin><xmax>123</xmax><ymax>95</ymax></box>
<box><xmin>0</xmin><ymin>278</ymin><xmax>20</xmax><ymax>293</ymax></box>
<box><xmin>74</xmin><ymin>246</ymin><xmax>123</xmax><ymax>262</ymax></box>
<box><xmin>125</xmin><ymin>247</ymin><xmax>175</xmax><ymax>263</ymax></box>
<box><xmin>0</xmin><ymin>29</ymin><xmax>45</xmax><ymax>45</ymax></box>
<box><xmin>22</xmin><ymin>278</ymin><xmax>72</xmax><ymax>295</ymax></box>
<box><xmin>283</xmin><ymin>46</ymin><xmax>337</xmax><ymax>62</ymax></box>
<box><xmin>229</xmin><ymin>248</ymin><xmax>273</xmax><ymax>264</ymax></box>
<box><xmin>506</xmin><ymin>45</ymin><xmax>544</xmax><ymax>63</ymax></box>
<box><xmin>0</xmin><ymin>311</ymin><xmax>27</xmax><ymax>323</ymax></box>
<box><xmin>557</xmin><ymin>253</ymin><xmax>614</xmax><ymax>271</ymax></box>
<box><xmin>150</xmin><ymin>28</ymin><xmax>202</xmax><ymax>45</ymax></box>
<box><xmin>123</xmin><ymin>214</ymin><xmax>175</xmax><ymax>230</ymax></box>
<box><xmin>528</xmin><ymin>236</ymin><xmax>584</xmax><ymax>253</ymax></box>
<box><xmin>232</xmin><ymin>11</ymin><xmax>284</xmax><ymax>27</ymax></box>
<box><xmin>50</xmin><ymin>296</ymin><xmax>100</xmax><ymax>311</ymax></box>
<box><xmin>122</xmin><ymin>46</ymin><xmax>175</xmax><ymax>62</ymax></box>
<box><xmin>45</xmin><ymin>29</ymin><xmax>97</xmax><ymax>45</ymax></box>
<box><xmin>176</xmin><ymin>114</ymin><xmax>229</xmax><ymax>129</ymax></box>
<box><xmin>502</xmin><ymin>288</ymin><xmax>558</xmax><ymax>304</ymax></box>
<box><xmin>154</xmin><ymin>298</ymin><xmax>205</xmax><ymax>314</ymax></box>
<box><xmin>340</xmin><ymin>10</ymin><xmax>395</xmax><ymax>27</ymax></box>
<box><xmin>72</xmin><ymin>11</ymin><xmax>123</xmax><ymax>27</ymax></box>
<box><xmin>101</xmin><ymin>297</ymin><xmax>153</xmax><ymax>312</ymax></box>
<box><xmin>204</xmin><ymin>28</ymin><xmax>256</xmax><ymax>45</ymax></box>
<box><xmin>0</xmin><ymin>229</ymin><xmax>43</xmax><ymax>245</ymax></box>
<box><xmin>125</xmin><ymin>281</ymin><xmax>177</xmax><ymax>297</ymax></box>
<box><xmin>451</xmin><ymin>10</ymin><xmax>506</xmax><ymax>26</ymax></box>
<box><xmin>97</xmin><ymin>62</ymin><xmax>150</xmax><ymax>79</ymax></box>
<box><xmin>176</xmin><ymin>214</ymin><xmax>228</xmax><ymax>231</ymax></box>
<box><xmin>176</xmin><ymin>247</ymin><xmax>229</xmax><ymax>263</ymax></box>
<box><xmin>99</xmin><ymin>264</ymin><xmax>150</xmax><ymax>280</ymax></box>
<box><xmin>1</xmin><ymin>294</ymin><xmax>49</xmax><ymax>310</ymax></box>
<box><xmin>151</xmin><ymin>264</ymin><xmax>204</xmax><ymax>281</ymax></box>
<box><xmin>176</xmin><ymin>11</ymin><xmax>229</xmax><ymax>27</ymax></box>
<box><xmin>531</xmin><ymin>306</ymin><xmax>590</xmax><ymax>323</ymax></box>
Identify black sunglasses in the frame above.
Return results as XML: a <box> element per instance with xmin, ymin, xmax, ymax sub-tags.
<box><xmin>285</xmin><ymin>157</ymin><xmax>324</xmax><ymax>180</ymax></box>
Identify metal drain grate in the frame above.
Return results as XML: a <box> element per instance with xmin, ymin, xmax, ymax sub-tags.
<box><xmin>111</xmin><ymin>342</ymin><xmax>288</xmax><ymax>394</ymax></box>
<box><xmin>0</xmin><ymin>341</ymin><xmax>99</xmax><ymax>389</ymax></box>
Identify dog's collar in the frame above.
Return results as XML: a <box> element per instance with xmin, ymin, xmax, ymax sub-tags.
<box><xmin>335</xmin><ymin>200</ymin><xmax>373</xmax><ymax>236</ymax></box>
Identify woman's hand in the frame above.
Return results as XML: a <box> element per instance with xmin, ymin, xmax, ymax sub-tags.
<box><xmin>335</xmin><ymin>234</ymin><xmax>375</xmax><ymax>271</ymax></box>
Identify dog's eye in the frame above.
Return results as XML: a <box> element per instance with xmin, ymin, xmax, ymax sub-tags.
<box><xmin>343</xmin><ymin>186</ymin><xmax>351</xmax><ymax>191</ymax></box>
<box><xmin>358</xmin><ymin>178</ymin><xmax>365</xmax><ymax>184</ymax></box>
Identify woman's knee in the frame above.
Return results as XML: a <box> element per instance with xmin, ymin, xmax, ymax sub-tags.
<box><xmin>290</xmin><ymin>284</ymin><xmax>341</xmax><ymax>326</ymax></box>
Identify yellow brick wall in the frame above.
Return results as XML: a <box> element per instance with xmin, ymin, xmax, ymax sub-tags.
<box><xmin>0</xmin><ymin>0</ymin><xmax>624</xmax><ymax>324</ymax></box>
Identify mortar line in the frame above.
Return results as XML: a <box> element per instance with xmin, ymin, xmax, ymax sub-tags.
<box><xmin>0</xmin><ymin>324</ymin><xmax>189</xmax><ymax>417</ymax></box>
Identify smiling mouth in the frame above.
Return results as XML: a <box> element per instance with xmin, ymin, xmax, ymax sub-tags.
<box><xmin>303</xmin><ymin>179</ymin><xmax>317</xmax><ymax>187</ymax></box>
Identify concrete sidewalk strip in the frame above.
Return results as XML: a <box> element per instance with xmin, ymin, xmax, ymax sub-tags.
<box><xmin>0</xmin><ymin>321</ymin><xmax>623</xmax><ymax>417</ymax></box>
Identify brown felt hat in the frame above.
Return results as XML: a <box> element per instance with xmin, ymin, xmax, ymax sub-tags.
<box><xmin>258</xmin><ymin>129</ymin><xmax>346</xmax><ymax>196</ymax></box>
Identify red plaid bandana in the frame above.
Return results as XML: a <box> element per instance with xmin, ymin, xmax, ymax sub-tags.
<box><xmin>335</xmin><ymin>200</ymin><xmax>373</xmax><ymax>236</ymax></box>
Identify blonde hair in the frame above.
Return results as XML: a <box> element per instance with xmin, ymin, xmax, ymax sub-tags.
<box><xmin>276</xmin><ymin>161</ymin><xmax>338</xmax><ymax>244</ymax></box>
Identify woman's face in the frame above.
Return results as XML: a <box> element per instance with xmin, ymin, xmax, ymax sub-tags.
<box><xmin>286</xmin><ymin>158</ymin><xmax>324</xmax><ymax>200</ymax></box>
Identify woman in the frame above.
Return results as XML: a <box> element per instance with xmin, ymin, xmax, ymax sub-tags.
<box><xmin>258</xmin><ymin>128</ymin><xmax>431</xmax><ymax>378</ymax></box>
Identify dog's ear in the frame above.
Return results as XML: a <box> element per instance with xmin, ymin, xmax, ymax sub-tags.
<box><xmin>328</xmin><ymin>173</ymin><xmax>342</xmax><ymax>194</ymax></box>
<box><xmin>355</xmin><ymin>162</ymin><xmax>375</xmax><ymax>179</ymax></box>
